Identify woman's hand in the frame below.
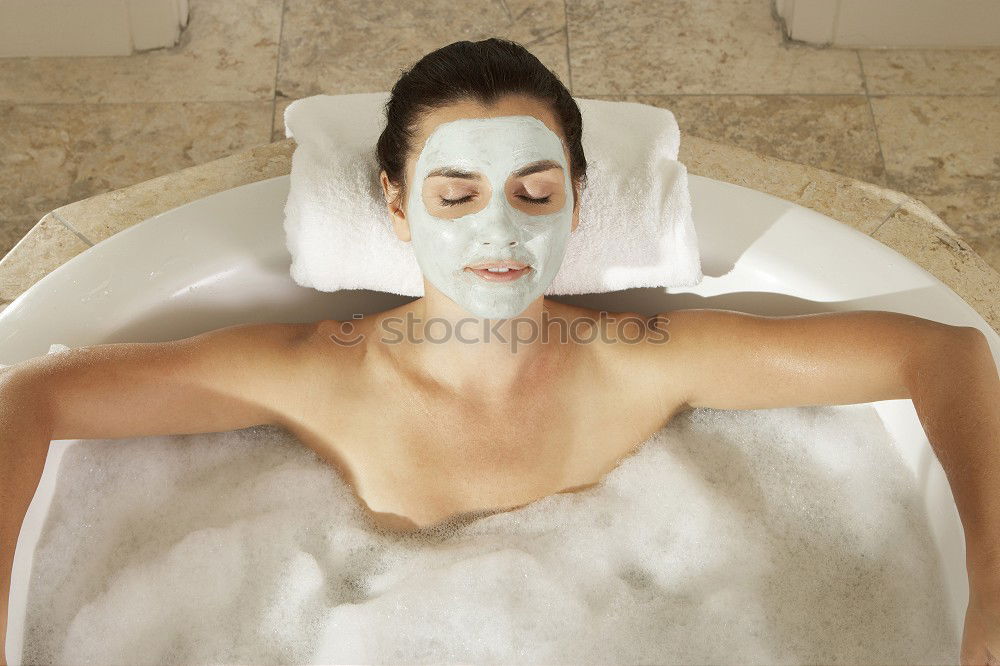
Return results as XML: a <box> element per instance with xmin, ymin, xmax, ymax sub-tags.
<box><xmin>962</xmin><ymin>586</ymin><xmax>1000</xmax><ymax>665</ymax></box>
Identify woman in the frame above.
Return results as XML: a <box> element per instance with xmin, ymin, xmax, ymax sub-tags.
<box><xmin>1</xmin><ymin>38</ymin><xmax>997</xmax><ymax>665</ymax></box>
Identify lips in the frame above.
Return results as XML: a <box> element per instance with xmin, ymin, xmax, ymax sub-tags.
<box><xmin>465</xmin><ymin>260</ymin><xmax>529</xmax><ymax>270</ymax></box>
<box><xmin>464</xmin><ymin>260</ymin><xmax>533</xmax><ymax>283</ymax></box>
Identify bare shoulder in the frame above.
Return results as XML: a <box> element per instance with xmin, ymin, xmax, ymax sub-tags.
<box><xmin>298</xmin><ymin>317</ymin><xmax>372</xmax><ymax>384</ymax></box>
<box><xmin>307</xmin><ymin>318</ymin><xmax>371</xmax><ymax>359</ymax></box>
<box><xmin>545</xmin><ymin>301</ymin><xmax>653</xmax><ymax>342</ymax></box>
<box><xmin>575</xmin><ymin>306</ymin><xmax>803</xmax><ymax>419</ymax></box>
<box><xmin>549</xmin><ymin>303</ymin><xmax>672</xmax><ymax>345</ymax></box>
<box><xmin>178</xmin><ymin>319</ymin><xmax>330</xmax><ymax>429</ymax></box>
<box><xmin>556</xmin><ymin>304</ymin><xmax>691</xmax><ymax>418</ymax></box>
<box><xmin>193</xmin><ymin>319</ymin><xmax>321</xmax><ymax>404</ymax></box>
<box><xmin>195</xmin><ymin>320</ymin><xmax>317</xmax><ymax>363</ymax></box>
<box><xmin>599</xmin><ymin>308</ymin><xmax>762</xmax><ymax>409</ymax></box>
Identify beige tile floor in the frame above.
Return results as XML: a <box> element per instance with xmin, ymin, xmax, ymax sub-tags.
<box><xmin>1</xmin><ymin>0</ymin><xmax>998</xmax><ymax>271</ymax></box>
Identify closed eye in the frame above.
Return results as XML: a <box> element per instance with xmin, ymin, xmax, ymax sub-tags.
<box><xmin>439</xmin><ymin>194</ymin><xmax>552</xmax><ymax>207</ymax></box>
<box><xmin>439</xmin><ymin>195</ymin><xmax>474</xmax><ymax>206</ymax></box>
<box><xmin>520</xmin><ymin>194</ymin><xmax>551</xmax><ymax>205</ymax></box>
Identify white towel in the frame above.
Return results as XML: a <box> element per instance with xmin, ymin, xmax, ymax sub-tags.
<box><xmin>283</xmin><ymin>93</ymin><xmax>702</xmax><ymax>296</ymax></box>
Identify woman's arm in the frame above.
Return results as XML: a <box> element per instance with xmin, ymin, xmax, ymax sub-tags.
<box><xmin>0</xmin><ymin>321</ymin><xmax>315</xmax><ymax>664</ymax></box>
<box><xmin>7</xmin><ymin>321</ymin><xmax>314</xmax><ymax>441</ymax></box>
<box><xmin>904</xmin><ymin>325</ymin><xmax>1000</xmax><ymax>589</ymax></box>
<box><xmin>903</xmin><ymin>326</ymin><xmax>1000</xmax><ymax>666</ymax></box>
<box><xmin>0</xmin><ymin>380</ymin><xmax>50</xmax><ymax>666</ymax></box>
<box><xmin>657</xmin><ymin>308</ymin><xmax>999</xmax><ymax>664</ymax></box>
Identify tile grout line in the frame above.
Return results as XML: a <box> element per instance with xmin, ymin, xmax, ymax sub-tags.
<box><xmin>831</xmin><ymin>0</ymin><xmax>843</xmax><ymax>45</ymax></box>
<box><xmin>869</xmin><ymin>201</ymin><xmax>905</xmax><ymax>237</ymax></box>
<box><xmin>2</xmin><ymin>93</ymin><xmax>998</xmax><ymax>106</ymax></box>
<box><xmin>269</xmin><ymin>0</ymin><xmax>288</xmax><ymax>142</ymax></box>
<box><xmin>50</xmin><ymin>210</ymin><xmax>95</xmax><ymax>247</ymax></box>
<box><xmin>568</xmin><ymin>92</ymin><xmax>1000</xmax><ymax>98</ymax></box>
<box><xmin>857</xmin><ymin>48</ymin><xmax>904</xmax><ymax>240</ymax></box>
<box><xmin>563</xmin><ymin>0</ymin><xmax>573</xmax><ymax>93</ymax></box>
<box><xmin>856</xmin><ymin>50</ymin><xmax>891</xmax><ymax>189</ymax></box>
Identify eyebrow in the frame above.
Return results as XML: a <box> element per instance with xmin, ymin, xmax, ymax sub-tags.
<box><xmin>425</xmin><ymin>159</ymin><xmax>563</xmax><ymax>180</ymax></box>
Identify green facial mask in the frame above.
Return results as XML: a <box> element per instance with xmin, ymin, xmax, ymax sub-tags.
<box><xmin>406</xmin><ymin>115</ymin><xmax>574</xmax><ymax>320</ymax></box>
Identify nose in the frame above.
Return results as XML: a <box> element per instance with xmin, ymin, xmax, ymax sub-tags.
<box><xmin>476</xmin><ymin>197</ymin><xmax>522</xmax><ymax>246</ymax></box>
<box><xmin>478</xmin><ymin>217</ymin><xmax>520</xmax><ymax>246</ymax></box>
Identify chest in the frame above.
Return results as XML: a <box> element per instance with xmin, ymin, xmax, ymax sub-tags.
<box><xmin>288</xmin><ymin>349</ymin><xmax>676</xmax><ymax>531</ymax></box>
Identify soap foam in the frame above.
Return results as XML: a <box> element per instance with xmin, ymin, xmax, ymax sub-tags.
<box><xmin>18</xmin><ymin>404</ymin><xmax>958</xmax><ymax>665</ymax></box>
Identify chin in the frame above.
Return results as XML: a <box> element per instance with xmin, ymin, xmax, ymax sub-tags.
<box><xmin>464</xmin><ymin>296</ymin><xmax>534</xmax><ymax>321</ymax></box>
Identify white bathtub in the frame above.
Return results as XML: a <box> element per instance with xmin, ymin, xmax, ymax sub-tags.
<box><xmin>2</xmin><ymin>173</ymin><xmax>997</xmax><ymax>665</ymax></box>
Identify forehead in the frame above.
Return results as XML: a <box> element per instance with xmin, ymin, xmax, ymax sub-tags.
<box><xmin>409</xmin><ymin>98</ymin><xmax>569</xmax><ymax>175</ymax></box>
<box><xmin>417</xmin><ymin>116</ymin><xmax>565</xmax><ymax>174</ymax></box>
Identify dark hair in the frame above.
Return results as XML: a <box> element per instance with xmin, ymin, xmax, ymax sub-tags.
<box><xmin>375</xmin><ymin>37</ymin><xmax>587</xmax><ymax>211</ymax></box>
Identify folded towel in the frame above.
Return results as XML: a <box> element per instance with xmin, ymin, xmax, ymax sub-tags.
<box><xmin>283</xmin><ymin>93</ymin><xmax>702</xmax><ymax>297</ymax></box>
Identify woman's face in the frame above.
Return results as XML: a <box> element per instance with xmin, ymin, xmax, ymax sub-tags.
<box><xmin>384</xmin><ymin>96</ymin><xmax>580</xmax><ymax>320</ymax></box>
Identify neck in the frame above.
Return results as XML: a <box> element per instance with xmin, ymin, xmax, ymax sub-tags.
<box><xmin>379</xmin><ymin>288</ymin><xmax>568</xmax><ymax>396</ymax></box>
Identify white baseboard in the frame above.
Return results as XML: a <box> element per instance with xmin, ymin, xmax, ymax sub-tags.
<box><xmin>775</xmin><ymin>0</ymin><xmax>1000</xmax><ymax>48</ymax></box>
<box><xmin>0</xmin><ymin>0</ymin><xmax>187</xmax><ymax>58</ymax></box>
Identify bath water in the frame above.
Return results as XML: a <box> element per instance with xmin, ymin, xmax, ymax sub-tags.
<box><xmin>17</xmin><ymin>403</ymin><xmax>958</xmax><ymax>665</ymax></box>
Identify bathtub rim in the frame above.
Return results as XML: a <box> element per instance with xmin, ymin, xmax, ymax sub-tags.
<box><xmin>2</xmin><ymin>171</ymin><xmax>994</xmax><ymax>664</ymax></box>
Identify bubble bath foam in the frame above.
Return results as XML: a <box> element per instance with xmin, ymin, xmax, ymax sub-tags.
<box><xmin>18</xmin><ymin>403</ymin><xmax>957</xmax><ymax>665</ymax></box>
